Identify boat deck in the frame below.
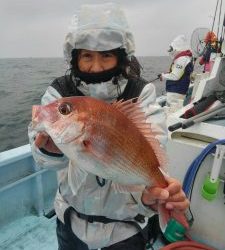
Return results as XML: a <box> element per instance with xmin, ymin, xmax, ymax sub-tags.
<box><xmin>0</xmin><ymin>215</ymin><xmax>57</xmax><ymax>250</ymax></box>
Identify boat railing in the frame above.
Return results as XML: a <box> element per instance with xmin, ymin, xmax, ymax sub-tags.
<box><xmin>0</xmin><ymin>144</ymin><xmax>58</xmax><ymax>227</ymax></box>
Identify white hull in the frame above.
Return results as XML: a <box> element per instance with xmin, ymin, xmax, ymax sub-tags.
<box><xmin>167</xmin><ymin>139</ymin><xmax>225</xmax><ymax>249</ymax></box>
<box><xmin>165</xmin><ymin>54</ymin><xmax>225</xmax><ymax>249</ymax></box>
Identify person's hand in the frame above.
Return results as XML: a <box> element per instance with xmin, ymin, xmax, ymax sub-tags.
<box><xmin>157</xmin><ymin>74</ymin><xmax>163</xmax><ymax>81</ymax></box>
<box><xmin>141</xmin><ymin>177</ymin><xmax>189</xmax><ymax>213</ymax></box>
<box><xmin>164</xmin><ymin>177</ymin><xmax>189</xmax><ymax>212</ymax></box>
<box><xmin>35</xmin><ymin>132</ymin><xmax>62</xmax><ymax>154</ymax></box>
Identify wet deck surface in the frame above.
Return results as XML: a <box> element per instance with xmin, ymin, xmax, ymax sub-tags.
<box><xmin>0</xmin><ymin>216</ymin><xmax>58</xmax><ymax>250</ymax></box>
<box><xmin>0</xmin><ymin>215</ymin><xmax>164</xmax><ymax>250</ymax></box>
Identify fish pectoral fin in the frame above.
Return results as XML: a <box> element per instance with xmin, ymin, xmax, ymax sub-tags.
<box><xmin>82</xmin><ymin>139</ymin><xmax>113</xmax><ymax>164</ymax></box>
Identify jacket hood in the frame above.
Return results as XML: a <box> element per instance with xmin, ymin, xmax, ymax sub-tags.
<box><xmin>63</xmin><ymin>3</ymin><xmax>135</xmax><ymax>65</ymax></box>
<box><xmin>170</xmin><ymin>35</ymin><xmax>190</xmax><ymax>52</ymax></box>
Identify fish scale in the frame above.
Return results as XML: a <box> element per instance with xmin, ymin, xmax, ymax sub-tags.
<box><xmin>86</xmin><ymin>119</ymin><xmax>156</xmax><ymax>184</ymax></box>
<box><xmin>86</xmin><ymin>124</ymin><xmax>148</xmax><ymax>183</ymax></box>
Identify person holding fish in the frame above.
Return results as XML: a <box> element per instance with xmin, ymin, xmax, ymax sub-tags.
<box><xmin>29</xmin><ymin>3</ymin><xmax>189</xmax><ymax>250</ymax></box>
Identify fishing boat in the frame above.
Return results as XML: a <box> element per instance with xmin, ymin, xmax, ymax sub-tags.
<box><xmin>1</xmin><ymin>57</ymin><xmax>225</xmax><ymax>250</ymax></box>
<box><xmin>0</xmin><ymin>144</ymin><xmax>59</xmax><ymax>249</ymax></box>
<box><xmin>1</xmin><ymin>4</ymin><xmax>225</xmax><ymax>250</ymax></box>
<box><xmin>0</xmin><ymin>69</ymin><xmax>224</xmax><ymax>248</ymax></box>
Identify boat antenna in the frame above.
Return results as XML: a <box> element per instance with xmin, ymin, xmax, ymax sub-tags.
<box><xmin>221</xmin><ymin>14</ymin><xmax>225</xmax><ymax>41</ymax></box>
<box><xmin>216</xmin><ymin>0</ymin><xmax>223</xmax><ymax>41</ymax></box>
<box><xmin>211</xmin><ymin>0</ymin><xmax>219</xmax><ymax>32</ymax></box>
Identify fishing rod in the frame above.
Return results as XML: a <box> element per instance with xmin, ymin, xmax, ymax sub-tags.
<box><xmin>211</xmin><ymin>0</ymin><xmax>220</xmax><ymax>32</ymax></box>
<box><xmin>149</xmin><ymin>75</ymin><xmax>160</xmax><ymax>82</ymax></box>
<box><xmin>149</xmin><ymin>76</ymin><xmax>160</xmax><ymax>82</ymax></box>
<box><xmin>137</xmin><ymin>75</ymin><xmax>160</xmax><ymax>83</ymax></box>
<box><xmin>182</xmin><ymin>105</ymin><xmax>225</xmax><ymax>128</ymax></box>
<box><xmin>168</xmin><ymin>103</ymin><xmax>225</xmax><ymax>132</ymax></box>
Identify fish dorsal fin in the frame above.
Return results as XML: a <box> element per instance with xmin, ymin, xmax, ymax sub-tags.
<box><xmin>112</xmin><ymin>98</ymin><xmax>167</xmax><ymax>168</ymax></box>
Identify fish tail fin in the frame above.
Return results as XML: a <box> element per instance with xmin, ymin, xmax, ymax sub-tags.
<box><xmin>158</xmin><ymin>203</ymin><xmax>171</xmax><ymax>233</ymax></box>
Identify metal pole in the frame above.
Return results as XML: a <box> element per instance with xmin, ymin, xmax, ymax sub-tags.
<box><xmin>182</xmin><ymin>106</ymin><xmax>225</xmax><ymax>129</ymax></box>
<box><xmin>168</xmin><ymin>103</ymin><xmax>225</xmax><ymax>131</ymax></box>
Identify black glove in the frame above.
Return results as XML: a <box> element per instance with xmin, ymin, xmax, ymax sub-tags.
<box><xmin>157</xmin><ymin>74</ymin><xmax>162</xmax><ymax>78</ymax></box>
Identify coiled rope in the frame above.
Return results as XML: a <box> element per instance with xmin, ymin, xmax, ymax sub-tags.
<box><xmin>160</xmin><ymin>240</ymin><xmax>216</xmax><ymax>250</ymax></box>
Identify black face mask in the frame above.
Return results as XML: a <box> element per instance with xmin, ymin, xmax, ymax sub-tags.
<box><xmin>73</xmin><ymin>66</ymin><xmax>122</xmax><ymax>84</ymax></box>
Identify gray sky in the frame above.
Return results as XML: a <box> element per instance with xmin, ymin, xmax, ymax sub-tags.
<box><xmin>0</xmin><ymin>0</ymin><xmax>222</xmax><ymax>57</ymax></box>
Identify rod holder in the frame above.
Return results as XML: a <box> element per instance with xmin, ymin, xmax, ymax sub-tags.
<box><xmin>201</xmin><ymin>145</ymin><xmax>225</xmax><ymax>201</ymax></box>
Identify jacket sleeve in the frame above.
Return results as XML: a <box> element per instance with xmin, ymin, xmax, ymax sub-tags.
<box><xmin>28</xmin><ymin>86</ymin><xmax>69</xmax><ymax>170</ymax></box>
<box><xmin>161</xmin><ymin>56</ymin><xmax>191</xmax><ymax>81</ymax></box>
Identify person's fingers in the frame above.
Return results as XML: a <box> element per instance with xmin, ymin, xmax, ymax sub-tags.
<box><xmin>147</xmin><ymin>187</ymin><xmax>169</xmax><ymax>200</ymax></box>
<box><xmin>163</xmin><ymin>177</ymin><xmax>189</xmax><ymax>211</ymax></box>
<box><xmin>166</xmin><ymin>190</ymin><xmax>186</xmax><ymax>203</ymax></box>
<box><xmin>142</xmin><ymin>187</ymin><xmax>169</xmax><ymax>205</ymax></box>
<box><xmin>165</xmin><ymin>176</ymin><xmax>178</xmax><ymax>184</ymax></box>
<box><xmin>166</xmin><ymin>198</ymin><xmax>190</xmax><ymax>211</ymax></box>
<box><xmin>142</xmin><ymin>177</ymin><xmax>189</xmax><ymax>212</ymax></box>
<box><xmin>35</xmin><ymin>132</ymin><xmax>49</xmax><ymax>148</ymax></box>
<box><xmin>165</xmin><ymin>177</ymin><xmax>182</xmax><ymax>196</ymax></box>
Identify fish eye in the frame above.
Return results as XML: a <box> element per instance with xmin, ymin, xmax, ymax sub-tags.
<box><xmin>58</xmin><ymin>103</ymin><xmax>72</xmax><ymax>115</ymax></box>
